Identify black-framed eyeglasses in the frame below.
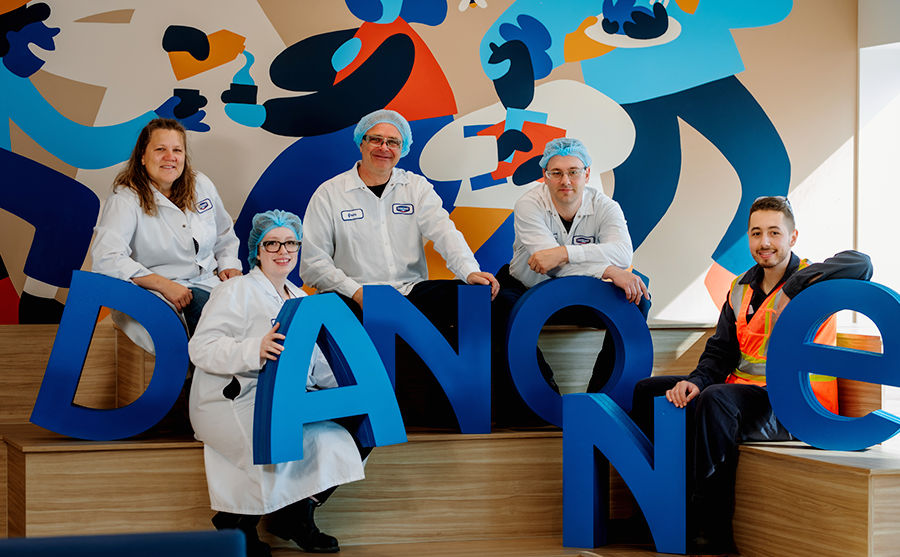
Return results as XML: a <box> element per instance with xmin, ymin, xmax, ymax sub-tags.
<box><xmin>362</xmin><ymin>134</ymin><xmax>403</xmax><ymax>149</ymax></box>
<box><xmin>260</xmin><ymin>240</ymin><xmax>300</xmax><ymax>253</ymax></box>
<box><xmin>545</xmin><ymin>168</ymin><xmax>587</xmax><ymax>181</ymax></box>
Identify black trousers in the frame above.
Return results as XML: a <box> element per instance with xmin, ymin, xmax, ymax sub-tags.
<box><xmin>335</xmin><ymin>280</ymin><xmax>463</xmax><ymax>428</ymax></box>
<box><xmin>631</xmin><ymin>376</ymin><xmax>792</xmax><ymax>533</ymax></box>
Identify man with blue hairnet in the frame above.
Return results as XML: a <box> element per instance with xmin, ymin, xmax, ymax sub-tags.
<box><xmin>301</xmin><ymin>109</ymin><xmax>499</xmax><ymax>425</ymax></box>
<box><xmin>492</xmin><ymin>137</ymin><xmax>650</xmax><ymax>425</ymax></box>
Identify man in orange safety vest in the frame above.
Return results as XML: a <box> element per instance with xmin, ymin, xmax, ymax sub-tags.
<box><xmin>630</xmin><ymin>196</ymin><xmax>872</xmax><ymax>554</ymax></box>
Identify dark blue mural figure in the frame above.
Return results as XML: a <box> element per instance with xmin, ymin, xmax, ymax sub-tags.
<box><xmin>0</xmin><ymin>2</ymin><xmax>208</xmax><ymax>323</ymax></box>
<box><xmin>226</xmin><ymin>0</ymin><xmax>470</xmax><ymax>283</ymax></box>
<box><xmin>481</xmin><ymin>0</ymin><xmax>793</xmax><ymax>277</ymax></box>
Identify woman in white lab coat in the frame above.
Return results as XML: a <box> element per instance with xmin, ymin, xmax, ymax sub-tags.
<box><xmin>91</xmin><ymin>118</ymin><xmax>242</xmax><ymax>342</ymax></box>
<box><xmin>189</xmin><ymin>210</ymin><xmax>365</xmax><ymax>557</ymax></box>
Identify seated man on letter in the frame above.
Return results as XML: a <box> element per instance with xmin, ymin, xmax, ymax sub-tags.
<box><xmin>300</xmin><ymin>109</ymin><xmax>499</xmax><ymax>426</ymax></box>
<box><xmin>631</xmin><ymin>196</ymin><xmax>872</xmax><ymax>553</ymax></box>
<box><xmin>493</xmin><ymin>137</ymin><xmax>650</xmax><ymax>425</ymax></box>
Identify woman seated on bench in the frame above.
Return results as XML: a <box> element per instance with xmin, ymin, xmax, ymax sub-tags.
<box><xmin>189</xmin><ymin>210</ymin><xmax>366</xmax><ymax>556</ymax></box>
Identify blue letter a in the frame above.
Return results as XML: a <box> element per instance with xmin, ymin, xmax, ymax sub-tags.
<box><xmin>30</xmin><ymin>271</ymin><xmax>188</xmax><ymax>440</ymax></box>
<box><xmin>362</xmin><ymin>284</ymin><xmax>491</xmax><ymax>433</ymax></box>
<box><xmin>253</xmin><ymin>293</ymin><xmax>406</xmax><ymax>465</ymax></box>
<box><xmin>563</xmin><ymin>394</ymin><xmax>685</xmax><ymax>553</ymax></box>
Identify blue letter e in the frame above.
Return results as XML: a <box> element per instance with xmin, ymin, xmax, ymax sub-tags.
<box><xmin>30</xmin><ymin>271</ymin><xmax>188</xmax><ymax>440</ymax></box>
<box><xmin>768</xmin><ymin>279</ymin><xmax>900</xmax><ymax>450</ymax></box>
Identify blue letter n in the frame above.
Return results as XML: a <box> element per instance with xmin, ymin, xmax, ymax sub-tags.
<box><xmin>563</xmin><ymin>393</ymin><xmax>686</xmax><ymax>554</ymax></box>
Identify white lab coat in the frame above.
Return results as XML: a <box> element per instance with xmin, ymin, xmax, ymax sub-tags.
<box><xmin>510</xmin><ymin>184</ymin><xmax>633</xmax><ymax>288</ymax></box>
<box><xmin>188</xmin><ymin>267</ymin><xmax>364</xmax><ymax>515</ymax></box>
<box><xmin>299</xmin><ymin>164</ymin><xmax>481</xmax><ymax>297</ymax></box>
<box><xmin>91</xmin><ymin>172</ymin><xmax>241</xmax><ymax>351</ymax></box>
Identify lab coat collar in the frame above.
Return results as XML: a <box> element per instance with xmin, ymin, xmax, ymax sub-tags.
<box><xmin>248</xmin><ymin>266</ymin><xmax>303</xmax><ymax>302</ymax></box>
<box><xmin>344</xmin><ymin>163</ymin><xmax>408</xmax><ymax>194</ymax></box>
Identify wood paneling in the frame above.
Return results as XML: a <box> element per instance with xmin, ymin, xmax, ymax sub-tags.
<box><xmin>734</xmin><ymin>442</ymin><xmax>900</xmax><ymax>557</ymax></box>
<box><xmin>540</xmin><ymin>327</ymin><xmax>715</xmax><ymax>393</ymax></box>
<box><xmin>5</xmin><ymin>429</ymin><xmax>207</xmax><ymax>537</ymax></box>
<box><xmin>0</xmin><ymin>435</ymin><xmax>6</xmax><ymax>538</ymax></box>
<box><xmin>836</xmin><ymin>333</ymin><xmax>883</xmax><ymax>418</ymax></box>
<box><xmin>0</xmin><ymin>321</ymin><xmax>117</xmax><ymax>423</ymax></box>
<box><xmin>114</xmin><ymin>327</ymin><xmax>155</xmax><ymax>406</ymax></box>
<box><xmin>272</xmin><ymin>432</ymin><xmax>565</xmax><ymax>546</ymax></box>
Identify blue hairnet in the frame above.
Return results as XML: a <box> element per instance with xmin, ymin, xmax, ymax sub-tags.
<box><xmin>353</xmin><ymin>109</ymin><xmax>412</xmax><ymax>157</ymax></box>
<box><xmin>538</xmin><ymin>137</ymin><xmax>592</xmax><ymax>169</ymax></box>
<box><xmin>247</xmin><ymin>210</ymin><xmax>303</xmax><ymax>269</ymax></box>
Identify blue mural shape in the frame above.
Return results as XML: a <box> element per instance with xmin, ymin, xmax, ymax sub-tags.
<box><xmin>481</xmin><ymin>0</ymin><xmax>794</xmax><ymax>275</ymax></box>
<box><xmin>0</xmin><ymin>2</ymin><xmax>208</xmax><ymax>323</ymax></box>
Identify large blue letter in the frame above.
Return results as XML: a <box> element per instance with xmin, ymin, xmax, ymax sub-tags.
<box><xmin>768</xmin><ymin>279</ymin><xmax>900</xmax><ymax>450</ymax></box>
<box><xmin>507</xmin><ymin>277</ymin><xmax>652</xmax><ymax>426</ymax></box>
<box><xmin>30</xmin><ymin>271</ymin><xmax>188</xmax><ymax>440</ymax></box>
<box><xmin>253</xmin><ymin>293</ymin><xmax>406</xmax><ymax>465</ymax></box>
<box><xmin>563</xmin><ymin>394</ymin><xmax>685</xmax><ymax>553</ymax></box>
<box><xmin>362</xmin><ymin>284</ymin><xmax>491</xmax><ymax>433</ymax></box>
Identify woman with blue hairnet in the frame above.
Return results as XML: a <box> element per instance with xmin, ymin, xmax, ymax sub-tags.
<box><xmin>189</xmin><ymin>210</ymin><xmax>365</xmax><ymax>556</ymax></box>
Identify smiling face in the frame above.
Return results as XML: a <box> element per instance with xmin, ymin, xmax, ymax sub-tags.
<box><xmin>358</xmin><ymin>122</ymin><xmax>402</xmax><ymax>179</ymax></box>
<box><xmin>141</xmin><ymin>128</ymin><xmax>185</xmax><ymax>192</ymax></box>
<box><xmin>257</xmin><ymin>226</ymin><xmax>298</xmax><ymax>281</ymax></box>
<box><xmin>748</xmin><ymin>209</ymin><xmax>797</xmax><ymax>271</ymax></box>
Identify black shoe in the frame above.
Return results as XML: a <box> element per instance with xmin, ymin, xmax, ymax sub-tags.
<box><xmin>267</xmin><ymin>498</ymin><xmax>340</xmax><ymax>553</ymax></box>
<box><xmin>212</xmin><ymin>512</ymin><xmax>272</xmax><ymax>557</ymax></box>
<box><xmin>18</xmin><ymin>292</ymin><xmax>64</xmax><ymax>324</ymax></box>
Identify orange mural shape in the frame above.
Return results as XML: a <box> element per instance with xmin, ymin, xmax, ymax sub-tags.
<box><xmin>335</xmin><ymin>19</ymin><xmax>457</xmax><ymax>122</ymax></box>
<box><xmin>564</xmin><ymin>16</ymin><xmax>616</xmax><ymax>63</ymax></box>
<box><xmin>168</xmin><ymin>29</ymin><xmax>246</xmax><ymax>81</ymax></box>
<box><xmin>424</xmin><ymin>207</ymin><xmax>513</xmax><ymax>279</ymax></box>
<box><xmin>704</xmin><ymin>260</ymin><xmax>737</xmax><ymax>310</ymax></box>
<box><xmin>477</xmin><ymin>120</ymin><xmax>566</xmax><ymax>181</ymax></box>
<box><xmin>0</xmin><ymin>1</ymin><xmax>28</xmax><ymax>16</ymax></box>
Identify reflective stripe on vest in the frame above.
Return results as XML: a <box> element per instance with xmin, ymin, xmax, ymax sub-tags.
<box><xmin>726</xmin><ymin>259</ymin><xmax>839</xmax><ymax>413</ymax></box>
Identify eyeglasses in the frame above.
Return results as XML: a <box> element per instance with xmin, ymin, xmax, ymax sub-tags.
<box><xmin>260</xmin><ymin>240</ymin><xmax>300</xmax><ymax>253</ymax></box>
<box><xmin>362</xmin><ymin>135</ymin><xmax>403</xmax><ymax>149</ymax></box>
<box><xmin>545</xmin><ymin>168</ymin><xmax>587</xmax><ymax>181</ymax></box>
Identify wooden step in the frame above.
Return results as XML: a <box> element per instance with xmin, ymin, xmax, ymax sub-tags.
<box><xmin>734</xmin><ymin>441</ymin><xmax>900</xmax><ymax>557</ymax></box>
<box><xmin>3</xmin><ymin>425</ymin><xmax>584</xmax><ymax>545</ymax></box>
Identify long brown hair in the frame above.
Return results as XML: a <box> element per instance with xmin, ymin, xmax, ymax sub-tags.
<box><xmin>114</xmin><ymin>118</ymin><xmax>197</xmax><ymax>215</ymax></box>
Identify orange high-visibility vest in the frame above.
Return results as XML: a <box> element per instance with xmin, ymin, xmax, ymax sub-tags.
<box><xmin>725</xmin><ymin>260</ymin><xmax>839</xmax><ymax>413</ymax></box>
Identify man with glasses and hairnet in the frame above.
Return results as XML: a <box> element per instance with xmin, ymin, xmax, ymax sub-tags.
<box><xmin>300</xmin><ymin>109</ymin><xmax>499</xmax><ymax>426</ymax></box>
<box><xmin>492</xmin><ymin>137</ymin><xmax>650</xmax><ymax>426</ymax></box>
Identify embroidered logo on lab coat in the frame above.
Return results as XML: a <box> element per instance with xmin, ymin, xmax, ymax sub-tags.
<box><xmin>341</xmin><ymin>209</ymin><xmax>364</xmax><ymax>221</ymax></box>
<box><xmin>392</xmin><ymin>203</ymin><xmax>414</xmax><ymax>215</ymax></box>
<box><xmin>573</xmin><ymin>235</ymin><xmax>594</xmax><ymax>245</ymax></box>
<box><xmin>196</xmin><ymin>198</ymin><xmax>212</xmax><ymax>213</ymax></box>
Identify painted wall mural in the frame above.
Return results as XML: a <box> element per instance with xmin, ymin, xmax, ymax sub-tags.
<box><xmin>0</xmin><ymin>0</ymin><xmax>857</xmax><ymax>326</ymax></box>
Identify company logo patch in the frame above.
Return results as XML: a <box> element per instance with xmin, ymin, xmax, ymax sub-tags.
<box><xmin>196</xmin><ymin>198</ymin><xmax>212</xmax><ymax>213</ymax></box>
<box><xmin>573</xmin><ymin>235</ymin><xmax>594</xmax><ymax>245</ymax></box>
<box><xmin>392</xmin><ymin>203</ymin><xmax>414</xmax><ymax>215</ymax></box>
<box><xmin>341</xmin><ymin>209</ymin><xmax>364</xmax><ymax>221</ymax></box>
